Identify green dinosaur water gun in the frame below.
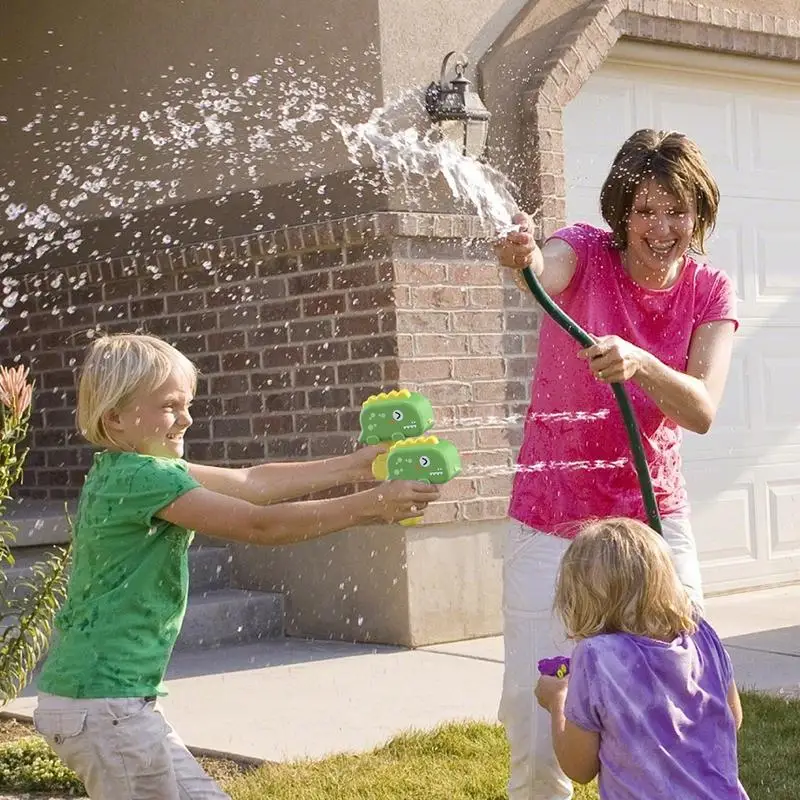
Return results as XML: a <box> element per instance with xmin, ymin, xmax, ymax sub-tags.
<box><xmin>384</xmin><ymin>435</ymin><xmax>461</xmax><ymax>526</ymax></box>
<box><xmin>359</xmin><ymin>389</ymin><xmax>435</xmax><ymax>480</ymax></box>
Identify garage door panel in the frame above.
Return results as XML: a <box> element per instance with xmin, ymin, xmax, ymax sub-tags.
<box><xmin>750</xmin><ymin>96</ymin><xmax>800</xmax><ymax>173</ymax></box>
<box><xmin>768</xmin><ymin>477</ymin><xmax>800</xmax><ymax>556</ymax></box>
<box><xmin>755</xmin><ymin>226</ymin><xmax>800</xmax><ymax>296</ymax></box>
<box><xmin>708</xmin><ymin>201</ymin><xmax>800</xmax><ymax>321</ymax></box>
<box><xmin>564</xmin><ymin>48</ymin><xmax>800</xmax><ymax>591</ymax></box>
<box><xmin>685</xmin><ymin>325</ymin><xmax>800</xmax><ymax>459</ymax></box>
<box><xmin>763</xmin><ymin>353</ymin><xmax>800</xmax><ymax>429</ymax></box>
<box><xmin>687</xmin><ymin>470</ymin><xmax>756</xmax><ymax>563</ymax></box>
<box><xmin>563</xmin><ymin>77</ymin><xmax>636</xmax><ymax>186</ymax></box>
<box><xmin>650</xmin><ymin>87</ymin><xmax>739</xmax><ymax>172</ymax></box>
<box><xmin>691</xmin><ymin>462</ymin><xmax>800</xmax><ymax>590</ymax></box>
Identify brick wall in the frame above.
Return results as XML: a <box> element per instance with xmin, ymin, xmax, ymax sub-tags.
<box><xmin>391</xmin><ymin>236</ymin><xmax>533</xmax><ymax>523</ymax></box>
<box><xmin>4</xmin><ymin>212</ymin><xmax>535</xmax><ymax>524</ymax></box>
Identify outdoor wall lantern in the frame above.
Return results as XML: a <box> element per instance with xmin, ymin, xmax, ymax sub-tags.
<box><xmin>425</xmin><ymin>51</ymin><xmax>490</xmax><ymax>160</ymax></box>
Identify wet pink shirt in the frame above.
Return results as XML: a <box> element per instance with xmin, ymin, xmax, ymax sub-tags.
<box><xmin>508</xmin><ymin>223</ymin><xmax>738</xmax><ymax>537</ymax></box>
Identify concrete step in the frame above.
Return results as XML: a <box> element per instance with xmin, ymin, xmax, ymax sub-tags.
<box><xmin>2</xmin><ymin>543</ymin><xmax>284</xmax><ymax>654</ymax></box>
<box><xmin>3</xmin><ymin>499</ymin><xmax>226</xmax><ymax>551</ymax></box>
<box><xmin>1</xmin><ymin>586</ymin><xmax>284</xmax><ymax>659</ymax></box>
<box><xmin>2</xmin><ymin>543</ymin><xmax>230</xmax><ymax>598</ymax></box>
<box><xmin>4</xmin><ymin>499</ymin><xmax>77</xmax><ymax>547</ymax></box>
<box><xmin>176</xmin><ymin>589</ymin><xmax>284</xmax><ymax>650</ymax></box>
<box><xmin>188</xmin><ymin>545</ymin><xmax>232</xmax><ymax>593</ymax></box>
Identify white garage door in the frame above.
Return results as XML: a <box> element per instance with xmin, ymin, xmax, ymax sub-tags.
<box><xmin>563</xmin><ymin>41</ymin><xmax>800</xmax><ymax>594</ymax></box>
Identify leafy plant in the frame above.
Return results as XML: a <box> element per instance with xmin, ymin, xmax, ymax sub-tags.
<box><xmin>0</xmin><ymin>365</ymin><xmax>71</xmax><ymax>704</ymax></box>
<box><xmin>0</xmin><ymin>735</ymin><xmax>84</xmax><ymax>794</ymax></box>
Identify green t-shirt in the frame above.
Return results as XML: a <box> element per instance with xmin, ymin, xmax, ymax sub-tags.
<box><xmin>37</xmin><ymin>451</ymin><xmax>201</xmax><ymax>698</ymax></box>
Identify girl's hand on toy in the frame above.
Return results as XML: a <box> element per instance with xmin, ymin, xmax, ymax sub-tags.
<box><xmin>534</xmin><ymin>674</ymin><xmax>569</xmax><ymax>713</ymax></box>
<box><xmin>494</xmin><ymin>212</ymin><xmax>538</xmax><ymax>271</ymax></box>
<box><xmin>374</xmin><ymin>480</ymin><xmax>440</xmax><ymax>523</ymax></box>
<box><xmin>579</xmin><ymin>334</ymin><xmax>645</xmax><ymax>383</ymax></box>
<box><xmin>349</xmin><ymin>444</ymin><xmax>389</xmax><ymax>482</ymax></box>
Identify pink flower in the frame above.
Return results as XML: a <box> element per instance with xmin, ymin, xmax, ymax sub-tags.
<box><xmin>0</xmin><ymin>365</ymin><xmax>33</xmax><ymax>418</ymax></box>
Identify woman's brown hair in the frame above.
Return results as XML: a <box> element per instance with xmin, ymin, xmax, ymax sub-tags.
<box><xmin>600</xmin><ymin>129</ymin><xmax>720</xmax><ymax>253</ymax></box>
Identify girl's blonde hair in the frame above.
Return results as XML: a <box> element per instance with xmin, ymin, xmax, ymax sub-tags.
<box><xmin>555</xmin><ymin>517</ymin><xmax>697</xmax><ymax>642</ymax></box>
<box><xmin>77</xmin><ymin>333</ymin><xmax>197</xmax><ymax>448</ymax></box>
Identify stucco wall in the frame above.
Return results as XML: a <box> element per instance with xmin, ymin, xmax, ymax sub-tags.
<box><xmin>1</xmin><ymin>1</ymin><xmax>382</xmax><ymax>253</ymax></box>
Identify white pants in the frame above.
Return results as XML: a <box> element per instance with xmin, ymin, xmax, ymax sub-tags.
<box><xmin>498</xmin><ymin>517</ymin><xmax>703</xmax><ymax>800</ymax></box>
<box><xmin>34</xmin><ymin>693</ymin><xmax>230</xmax><ymax>800</ymax></box>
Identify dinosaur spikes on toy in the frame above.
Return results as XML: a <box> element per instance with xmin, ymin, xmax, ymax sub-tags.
<box><xmin>387</xmin><ymin>435</ymin><xmax>440</xmax><ymax>449</ymax></box>
<box><xmin>361</xmin><ymin>389</ymin><xmax>412</xmax><ymax>405</ymax></box>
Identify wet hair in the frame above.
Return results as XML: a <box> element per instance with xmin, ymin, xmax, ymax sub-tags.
<box><xmin>554</xmin><ymin>517</ymin><xmax>697</xmax><ymax>642</ymax></box>
<box><xmin>77</xmin><ymin>333</ymin><xmax>197</xmax><ymax>448</ymax></box>
<box><xmin>600</xmin><ymin>129</ymin><xmax>719</xmax><ymax>253</ymax></box>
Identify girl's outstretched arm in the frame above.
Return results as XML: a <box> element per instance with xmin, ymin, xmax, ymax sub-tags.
<box><xmin>157</xmin><ymin>479</ymin><xmax>439</xmax><ymax>546</ymax></box>
<box><xmin>187</xmin><ymin>445</ymin><xmax>384</xmax><ymax>504</ymax></box>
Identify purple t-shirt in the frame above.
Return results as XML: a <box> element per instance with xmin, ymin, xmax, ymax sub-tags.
<box><xmin>565</xmin><ymin>618</ymin><xmax>748</xmax><ymax>799</ymax></box>
<box><xmin>508</xmin><ymin>223</ymin><xmax>738</xmax><ymax>536</ymax></box>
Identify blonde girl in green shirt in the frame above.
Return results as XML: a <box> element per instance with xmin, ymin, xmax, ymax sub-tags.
<box><xmin>34</xmin><ymin>333</ymin><xmax>439</xmax><ymax>799</ymax></box>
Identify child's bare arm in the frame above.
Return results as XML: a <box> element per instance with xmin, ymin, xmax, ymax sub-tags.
<box><xmin>187</xmin><ymin>446</ymin><xmax>383</xmax><ymax>505</ymax></box>
<box><xmin>535</xmin><ymin>674</ymin><xmax>600</xmax><ymax>783</ymax></box>
<box><xmin>548</xmin><ymin>696</ymin><xmax>600</xmax><ymax>784</ymax></box>
<box><xmin>156</xmin><ymin>480</ymin><xmax>439</xmax><ymax>546</ymax></box>
<box><xmin>727</xmin><ymin>681</ymin><xmax>743</xmax><ymax>730</ymax></box>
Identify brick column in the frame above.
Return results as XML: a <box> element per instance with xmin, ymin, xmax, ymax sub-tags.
<box><xmin>226</xmin><ymin>212</ymin><xmax>535</xmax><ymax>645</ymax></box>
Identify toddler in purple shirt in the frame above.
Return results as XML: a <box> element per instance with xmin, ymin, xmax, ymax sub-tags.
<box><xmin>534</xmin><ymin>517</ymin><xmax>749</xmax><ymax>799</ymax></box>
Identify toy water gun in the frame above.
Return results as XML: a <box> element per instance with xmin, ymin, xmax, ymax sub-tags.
<box><xmin>538</xmin><ymin>656</ymin><xmax>570</xmax><ymax>679</ymax></box>
<box><xmin>384</xmin><ymin>435</ymin><xmax>461</xmax><ymax>526</ymax></box>
<box><xmin>359</xmin><ymin>389</ymin><xmax>435</xmax><ymax>480</ymax></box>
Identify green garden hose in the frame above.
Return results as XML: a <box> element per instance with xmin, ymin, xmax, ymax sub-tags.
<box><xmin>521</xmin><ymin>266</ymin><xmax>663</xmax><ymax>536</ymax></box>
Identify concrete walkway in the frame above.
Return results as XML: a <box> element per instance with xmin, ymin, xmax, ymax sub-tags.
<box><xmin>6</xmin><ymin>584</ymin><xmax>800</xmax><ymax>762</ymax></box>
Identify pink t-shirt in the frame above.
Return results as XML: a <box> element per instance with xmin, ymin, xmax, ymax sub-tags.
<box><xmin>508</xmin><ymin>223</ymin><xmax>738</xmax><ymax>537</ymax></box>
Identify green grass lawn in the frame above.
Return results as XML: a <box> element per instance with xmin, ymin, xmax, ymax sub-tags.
<box><xmin>223</xmin><ymin>722</ymin><xmax>602</xmax><ymax>800</ymax></box>
<box><xmin>737</xmin><ymin>690</ymin><xmax>800</xmax><ymax>798</ymax></box>
<box><xmin>1</xmin><ymin>690</ymin><xmax>798</xmax><ymax>799</ymax></box>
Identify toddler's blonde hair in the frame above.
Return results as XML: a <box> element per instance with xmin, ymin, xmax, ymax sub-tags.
<box><xmin>77</xmin><ymin>333</ymin><xmax>197</xmax><ymax>448</ymax></box>
<box><xmin>555</xmin><ymin>517</ymin><xmax>697</xmax><ymax>642</ymax></box>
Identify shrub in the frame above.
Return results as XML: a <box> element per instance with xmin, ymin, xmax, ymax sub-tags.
<box><xmin>0</xmin><ymin>364</ymin><xmax>71</xmax><ymax>703</ymax></box>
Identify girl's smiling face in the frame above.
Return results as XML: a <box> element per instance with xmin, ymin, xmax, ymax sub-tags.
<box><xmin>105</xmin><ymin>369</ymin><xmax>194</xmax><ymax>459</ymax></box>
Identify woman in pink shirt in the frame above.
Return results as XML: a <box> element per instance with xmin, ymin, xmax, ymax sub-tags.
<box><xmin>494</xmin><ymin>129</ymin><xmax>738</xmax><ymax>800</ymax></box>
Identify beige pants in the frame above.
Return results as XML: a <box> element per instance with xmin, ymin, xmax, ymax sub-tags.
<box><xmin>498</xmin><ymin>518</ymin><xmax>703</xmax><ymax>800</ymax></box>
<box><xmin>34</xmin><ymin>693</ymin><xmax>230</xmax><ymax>800</ymax></box>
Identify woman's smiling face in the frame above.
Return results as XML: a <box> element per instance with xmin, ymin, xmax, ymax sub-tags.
<box><xmin>624</xmin><ymin>177</ymin><xmax>696</xmax><ymax>286</ymax></box>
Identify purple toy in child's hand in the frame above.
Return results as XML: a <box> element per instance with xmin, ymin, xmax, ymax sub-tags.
<box><xmin>538</xmin><ymin>656</ymin><xmax>570</xmax><ymax>678</ymax></box>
